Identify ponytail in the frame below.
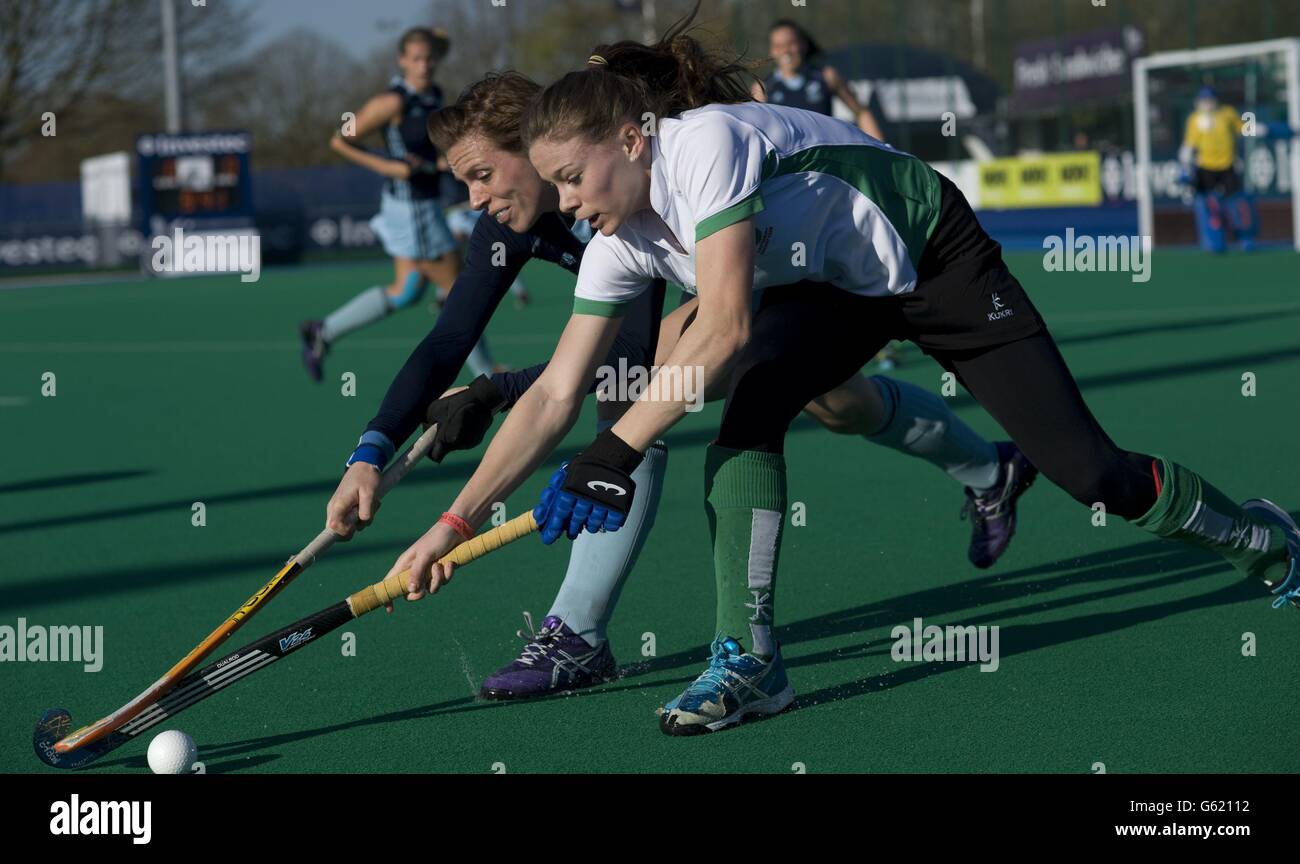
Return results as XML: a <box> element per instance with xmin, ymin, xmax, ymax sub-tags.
<box><xmin>522</xmin><ymin>1</ymin><xmax>757</xmax><ymax>147</ymax></box>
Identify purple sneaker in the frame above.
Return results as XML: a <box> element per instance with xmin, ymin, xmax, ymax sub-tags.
<box><xmin>479</xmin><ymin>613</ymin><xmax>617</xmax><ymax>700</ymax></box>
<box><xmin>961</xmin><ymin>441</ymin><xmax>1038</xmax><ymax>569</ymax></box>
<box><xmin>298</xmin><ymin>320</ymin><xmax>327</xmax><ymax>382</ymax></box>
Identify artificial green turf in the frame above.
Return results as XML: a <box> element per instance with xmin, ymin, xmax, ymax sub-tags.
<box><xmin>1</xmin><ymin>247</ymin><xmax>1298</xmax><ymax>773</ymax></box>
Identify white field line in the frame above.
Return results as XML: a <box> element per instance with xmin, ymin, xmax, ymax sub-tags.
<box><xmin>0</xmin><ymin>271</ymin><xmax>143</xmax><ymax>292</ymax></box>
<box><xmin>0</xmin><ymin>334</ymin><xmax>560</xmax><ymax>353</ymax></box>
<box><xmin>0</xmin><ymin>260</ymin><xmax>386</xmax><ymax>293</ymax></box>
<box><xmin>3</xmin><ymin>302</ymin><xmax>1298</xmax><ymax>354</ymax></box>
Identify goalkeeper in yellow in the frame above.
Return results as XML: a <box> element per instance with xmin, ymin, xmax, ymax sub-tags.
<box><xmin>1179</xmin><ymin>86</ymin><xmax>1256</xmax><ymax>253</ymax></box>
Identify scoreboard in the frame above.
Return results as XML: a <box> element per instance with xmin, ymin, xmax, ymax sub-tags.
<box><xmin>136</xmin><ymin>131</ymin><xmax>254</xmax><ymax>232</ymax></box>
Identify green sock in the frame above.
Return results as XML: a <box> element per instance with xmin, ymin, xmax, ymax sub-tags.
<box><xmin>1132</xmin><ymin>456</ymin><xmax>1287</xmax><ymax>583</ymax></box>
<box><xmin>705</xmin><ymin>445</ymin><xmax>786</xmax><ymax>659</ymax></box>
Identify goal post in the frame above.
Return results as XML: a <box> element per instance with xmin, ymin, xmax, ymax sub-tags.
<box><xmin>1133</xmin><ymin>38</ymin><xmax>1300</xmax><ymax>251</ymax></box>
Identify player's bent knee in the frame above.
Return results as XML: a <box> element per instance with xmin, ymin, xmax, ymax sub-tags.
<box><xmin>804</xmin><ymin>401</ymin><xmax>859</xmax><ymax>435</ymax></box>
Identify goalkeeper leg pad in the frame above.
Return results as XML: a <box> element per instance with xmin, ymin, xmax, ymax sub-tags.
<box><xmin>1224</xmin><ymin>192</ymin><xmax>1258</xmax><ymax>251</ymax></box>
<box><xmin>1194</xmin><ymin>193</ymin><xmax>1227</xmax><ymax>253</ymax></box>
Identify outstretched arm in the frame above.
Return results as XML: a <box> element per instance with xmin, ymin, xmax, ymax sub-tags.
<box><xmin>360</xmin><ymin>215</ymin><xmax>530</xmax><ymax>459</ymax></box>
<box><xmin>612</xmin><ymin>221</ymin><xmax>755</xmax><ymax>451</ymax></box>
<box><xmin>518</xmin><ymin>225</ymin><xmax>755</xmax><ymax>548</ymax></box>
<box><xmin>326</xmin><ymin>219</ymin><xmax>527</xmax><ymax>538</ymax></box>
<box><xmin>386</xmin><ymin>311</ymin><xmax>624</xmax><ymax>598</ymax></box>
<box><xmin>447</xmin><ymin>312</ymin><xmax>624</xmax><ymax>526</ymax></box>
<box><xmin>491</xmin><ymin>280</ymin><xmax>666</xmax><ymax>408</ymax></box>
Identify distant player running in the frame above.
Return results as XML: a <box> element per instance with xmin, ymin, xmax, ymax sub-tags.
<box><xmin>388</xmin><ymin>12</ymin><xmax>1299</xmax><ymax>735</ymax></box>
<box><xmin>299</xmin><ymin>27</ymin><xmax>498</xmax><ymax>381</ymax></box>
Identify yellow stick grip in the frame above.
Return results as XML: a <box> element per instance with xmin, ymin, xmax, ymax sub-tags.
<box><xmin>346</xmin><ymin>511</ymin><xmax>539</xmax><ymax>616</ymax></box>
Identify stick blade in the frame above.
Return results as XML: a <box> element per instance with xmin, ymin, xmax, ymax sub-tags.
<box><xmin>34</xmin><ymin>709</ymin><xmax>125</xmax><ymax>770</ymax></box>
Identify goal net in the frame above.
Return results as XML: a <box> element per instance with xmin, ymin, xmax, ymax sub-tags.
<box><xmin>1133</xmin><ymin>38</ymin><xmax>1300</xmax><ymax>251</ymax></box>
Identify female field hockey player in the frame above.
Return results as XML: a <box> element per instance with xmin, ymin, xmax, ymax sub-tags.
<box><xmin>752</xmin><ymin>18</ymin><xmax>884</xmax><ymax>140</ymax></box>
<box><xmin>324</xmin><ymin>71</ymin><xmax>667</xmax><ymax>699</ymax></box>
<box><xmin>328</xmin><ymin>71</ymin><xmax>1034</xmax><ymax>701</ymax></box>
<box><xmin>298</xmin><ymin>26</ymin><xmax>499</xmax><ymax>382</ymax></box>
<box><xmin>647</xmin><ymin>15</ymin><xmax>1024</xmax><ymax>568</ymax></box>
<box><xmin>387</xmin><ymin>12</ymin><xmax>1299</xmax><ymax>734</ymax></box>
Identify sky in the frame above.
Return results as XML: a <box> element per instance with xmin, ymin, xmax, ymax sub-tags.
<box><xmin>246</xmin><ymin>0</ymin><xmax>437</xmax><ymax>59</ymax></box>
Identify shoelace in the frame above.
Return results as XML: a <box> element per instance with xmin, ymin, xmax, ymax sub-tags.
<box><xmin>1270</xmin><ymin>562</ymin><xmax>1300</xmax><ymax>610</ymax></box>
<box><xmin>514</xmin><ymin>611</ymin><xmax>562</xmax><ymax>666</ymax></box>
<box><xmin>685</xmin><ymin>648</ymin><xmax>742</xmax><ymax>697</ymax></box>
<box><xmin>963</xmin><ymin>458</ymin><xmax>1021</xmax><ymax>525</ymax></box>
<box><xmin>960</xmin><ymin>490</ymin><xmax>1007</xmax><ymax>525</ymax></box>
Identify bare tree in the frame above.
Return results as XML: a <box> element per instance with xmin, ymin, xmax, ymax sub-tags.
<box><xmin>0</xmin><ymin>0</ymin><xmax>251</xmax><ymax>182</ymax></box>
<box><xmin>424</xmin><ymin>0</ymin><xmax>749</xmax><ymax>93</ymax></box>
<box><xmin>194</xmin><ymin>29</ymin><xmax>373</xmax><ymax>169</ymax></box>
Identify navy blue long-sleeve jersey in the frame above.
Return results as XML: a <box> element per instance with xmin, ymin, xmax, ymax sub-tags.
<box><xmin>362</xmin><ymin>210</ymin><xmax>665</xmax><ymax>450</ymax></box>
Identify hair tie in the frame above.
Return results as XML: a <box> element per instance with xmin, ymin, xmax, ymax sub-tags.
<box><xmin>588</xmin><ymin>54</ymin><xmax>608</xmax><ymax>66</ymax></box>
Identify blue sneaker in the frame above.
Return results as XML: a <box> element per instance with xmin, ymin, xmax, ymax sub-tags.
<box><xmin>657</xmin><ymin>637</ymin><xmax>795</xmax><ymax>736</ymax></box>
<box><xmin>1242</xmin><ymin>499</ymin><xmax>1300</xmax><ymax>609</ymax></box>
<box><xmin>479</xmin><ymin>613</ymin><xmax>617</xmax><ymax>700</ymax></box>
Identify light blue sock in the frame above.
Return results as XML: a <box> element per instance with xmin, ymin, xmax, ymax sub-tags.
<box><xmin>866</xmin><ymin>376</ymin><xmax>1000</xmax><ymax>493</ymax></box>
<box><xmin>387</xmin><ymin>271</ymin><xmax>427</xmax><ymax>310</ymax></box>
<box><xmin>547</xmin><ymin>425</ymin><xmax>668</xmax><ymax>646</ymax></box>
<box><xmin>321</xmin><ymin>285</ymin><xmax>389</xmax><ymax>343</ymax></box>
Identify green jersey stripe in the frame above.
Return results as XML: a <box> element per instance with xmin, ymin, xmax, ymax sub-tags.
<box><xmin>696</xmin><ymin>190</ymin><xmax>767</xmax><ymax>242</ymax></box>
<box><xmin>770</xmin><ymin>144</ymin><xmax>943</xmax><ymax>271</ymax></box>
<box><xmin>573</xmin><ymin>297</ymin><xmax>629</xmax><ymax>317</ymax></box>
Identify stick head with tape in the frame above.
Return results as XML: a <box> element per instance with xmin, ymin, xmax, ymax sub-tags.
<box><xmin>33</xmin><ymin>708</ymin><xmax>127</xmax><ymax>770</ymax></box>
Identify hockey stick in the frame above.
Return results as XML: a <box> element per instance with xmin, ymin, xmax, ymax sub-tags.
<box><xmin>35</xmin><ymin>510</ymin><xmax>540</xmax><ymax>769</ymax></box>
<box><xmin>50</xmin><ymin>423</ymin><xmax>442</xmax><ymax>758</ymax></box>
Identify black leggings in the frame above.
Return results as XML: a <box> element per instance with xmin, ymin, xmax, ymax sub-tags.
<box><xmin>715</xmin><ymin>284</ymin><xmax>1158</xmax><ymax>520</ymax></box>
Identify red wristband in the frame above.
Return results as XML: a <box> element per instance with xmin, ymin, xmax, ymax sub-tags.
<box><xmin>439</xmin><ymin>512</ymin><xmax>475</xmax><ymax>542</ymax></box>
